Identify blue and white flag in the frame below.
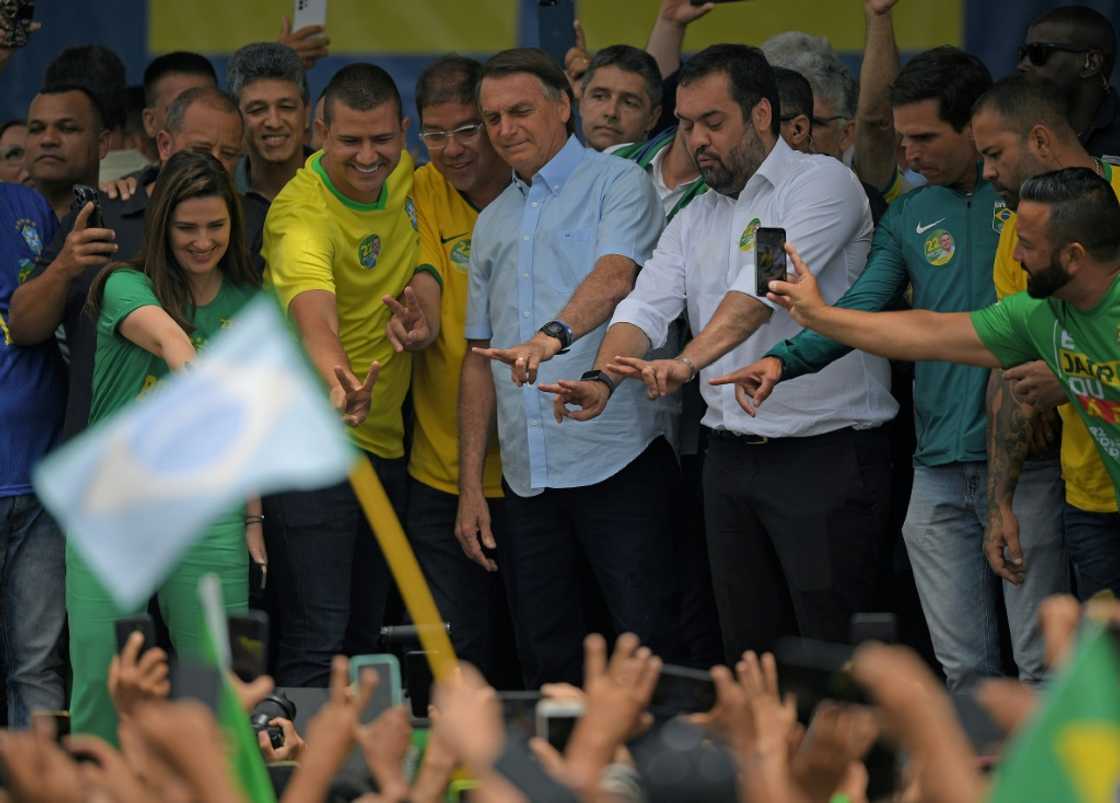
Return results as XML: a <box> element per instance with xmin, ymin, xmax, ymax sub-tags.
<box><xmin>34</xmin><ymin>295</ymin><xmax>354</xmax><ymax>610</ymax></box>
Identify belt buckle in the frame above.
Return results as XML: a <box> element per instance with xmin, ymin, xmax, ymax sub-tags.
<box><xmin>744</xmin><ymin>434</ymin><xmax>769</xmax><ymax>445</ymax></box>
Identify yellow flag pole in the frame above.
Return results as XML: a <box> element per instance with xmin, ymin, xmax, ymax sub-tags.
<box><xmin>348</xmin><ymin>457</ymin><xmax>459</xmax><ymax>681</ymax></box>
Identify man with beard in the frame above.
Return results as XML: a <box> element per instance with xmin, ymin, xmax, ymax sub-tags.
<box><xmin>973</xmin><ymin>75</ymin><xmax>1120</xmax><ymax>597</ymax></box>
<box><xmin>699</xmin><ymin>47</ymin><xmax>1069</xmax><ymax>688</ymax></box>
<box><xmin>768</xmin><ymin>167</ymin><xmax>1120</xmax><ymax>504</ymax></box>
<box><xmin>543</xmin><ymin>44</ymin><xmax>896</xmax><ymax>660</ymax></box>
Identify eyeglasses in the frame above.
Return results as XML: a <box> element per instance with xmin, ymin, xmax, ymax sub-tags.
<box><xmin>811</xmin><ymin>114</ymin><xmax>848</xmax><ymax>128</ymax></box>
<box><xmin>418</xmin><ymin>122</ymin><xmax>484</xmax><ymax>150</ymax></box>
<box><xmin>1017</xmin><ymin>41</ymin><xmax>1091</xmax><ymax>67</ymax></box>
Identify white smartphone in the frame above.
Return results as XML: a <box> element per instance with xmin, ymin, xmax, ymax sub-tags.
<box><xmin>534</xmin><ymin>698</ymin><xmax>584</xmax><ymax>752</ymax></box>
<box><xmin>293</xmin><ymin>0</ymin><xmax>327</xmax><ymax>29</ymax></box>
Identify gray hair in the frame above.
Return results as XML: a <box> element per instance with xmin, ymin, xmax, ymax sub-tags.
<box><xmin>761</xmin><ymin>32</ymin><xmax>857</xmax><ymax>119</ymax></box>
<box><xmin>227</xmin><ymin>42</ymin><xmax>309</xmax><ymax>103</ymax></box>
<box><xmin>165</xmin><ymin>86</ymin><xmax>242</xmax><ymax>133</ymax></box>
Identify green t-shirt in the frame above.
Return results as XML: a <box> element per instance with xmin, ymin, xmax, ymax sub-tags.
<box><xmin>970</xmin><ymin>276</ymin><xmax>1120</xmax><ymax>502</ymax></box>
<box><xmin>90</xmin><ymin>268</ymin><xmax>256</xmax><ymax>426</ymax></box>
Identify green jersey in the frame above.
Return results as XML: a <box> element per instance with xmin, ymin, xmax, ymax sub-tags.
<box><xmin>90</xmin><ymin>268</ymin><xmax>256</xmax><ymax>425</ymax></box>
<box><xmin>767</xmin><ymin>167</ymin><xmax>1009</xmax><ymax>466</ymax></box>
<box><xmin>971</xmin><ymin>278</ymin><xmax>1120</xmax><ymax>501</ymax></box>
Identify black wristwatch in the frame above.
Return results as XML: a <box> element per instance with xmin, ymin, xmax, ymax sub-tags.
<box><xmin>580</xmin><ymin>369</ymin><xmax>617</xmax><ymax>397</ymax></box>
<box><xmin>538</xmin><ymin>320</ymin><xmax>573</xmax><ymax>354</ymax></box>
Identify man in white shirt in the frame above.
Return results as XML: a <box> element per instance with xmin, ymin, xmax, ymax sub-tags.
<box><xmin>543</xmin><ymin>44</ymin><xmax>897</xmax><ymax>660</ymax></box>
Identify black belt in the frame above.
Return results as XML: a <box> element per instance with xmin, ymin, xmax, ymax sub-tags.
<box><xmin>706</xmin><ymin>427</ymin><xmax>771</xmax><ymax>445</ymax></box>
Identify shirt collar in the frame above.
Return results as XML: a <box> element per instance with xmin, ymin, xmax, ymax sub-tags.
<box><xmin>748</xmin><ymin>136</ymin><xmax>797</xmax><ymax>193</ymax></box>
<box><xmin>512</xmin><ymin>134</ymin><xmax>586</xmax><ymax>196</ymax></box>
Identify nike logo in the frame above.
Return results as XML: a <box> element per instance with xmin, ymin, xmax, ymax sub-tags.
<box><xmin>915</xmin><ymin>218</ymin><xmax>946</xmax><ymax>235</ymax></box>
<box><xmin>440</xmin><ymin>231</ymin><xmax>468</xmax><ymax>244</ymax></box>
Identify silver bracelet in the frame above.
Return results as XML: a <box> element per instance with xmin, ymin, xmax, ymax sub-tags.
<box><xmin>675</xmin><ymin>355</ymin><xmax>698</xmax><ymax>382</ymax></box>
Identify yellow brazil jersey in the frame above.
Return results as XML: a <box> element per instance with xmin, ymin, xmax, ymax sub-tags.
<box><xmin>263</xmin><ymin>150</ymin><xmax>419</xmax><ymax>459</ymax></box>
<box><xmin>409</xmin><ymin>163</ymin><xmax>503</xmax><ymax>497</ymax></box>
<box><xmin>992</xmin><ymin>162</ymin><xmax>1120</xmax><ymax>513</ymax></box>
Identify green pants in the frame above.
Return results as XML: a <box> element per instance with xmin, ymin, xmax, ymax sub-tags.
<box><xmin>66</xmin><ymin>512</ymin><xmax>248</xmax><ymax>742</ymax></box>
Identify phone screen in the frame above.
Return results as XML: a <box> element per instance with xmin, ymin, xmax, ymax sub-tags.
<box><xmin>755</xmin><ymin>226</ymin><xmax>787</xmax><ymax>297</ymax></box>
<box><xmin>228</xmin><ymin>611</ymin><xmax>269</xmax><ymax>682</ymax></box>
<box><xmin>650</xmin><ymin>664</ymin><xmax>716</xmax><ymax>718</ymax></box>
<box><xmin>114</xmin><ymin>614</ymin><xmax>156</xmax><ymax>655</ymax></box>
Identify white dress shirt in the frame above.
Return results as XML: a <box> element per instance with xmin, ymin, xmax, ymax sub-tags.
<box><xmin>611</xmin><ymin>138</ymin><xmax>898</xmax><ymax>438</ymax></box>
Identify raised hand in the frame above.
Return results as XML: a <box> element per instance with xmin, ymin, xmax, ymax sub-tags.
<box><xmin>538</xmin><ymin>378</ymin><xmax>611</xmax><ymax>423</ymax></box>
<box><xmin>383</xmin><ymin>287</ymin><xmax>433</xmax><ymax>352</ymax></box>
<box><xmin>431</xmin><ymin>662</ymin><xmax>506</xmax><ymax>773</ymax></box>
<box><xmin>56</xmin><ymin>201</ymin><xmax>118</xmax><ymax>279</ymax></box>
<box><xmin>659</xmin><ymin>0</ymin><xmax>716</xmax><ymax>26</ymax></box>
<box><xmin>564</xmin><ymin>19</ymin><xmax>591</xmax><ymax>99</ymax></box>
<box><xmin>356</xmin><ymin>705</ymin><xmax>412</xmax><ymax>801</ymax></box>
<box><xmin>279</xmin><ymin>16</ymin><xmax>331</xmax><ymax>70</ymax></box>
<box><xmin>100</xmin><ymin>175</ymin><xmax>138</xmax><ymax>201</ymax></box>
<box><xmin>710</xmin><ymin>355</ymin><xmax>783</xmax><ymax>416</ymax></box>
<box><xmin>108</xmin><ymin>631</ymin><xmax>171</xmax><ymax>720</ymax></box>
<box><xmin>766</xmin><ymin>243</ymin><xmax>826</xmax><ymax>327</ymax></box>
<box><xmin>332</xmin><ymin>360</ymin><xmax>380</xmax><ymax>426</ymax></box>
<box><xmin>605</xmin><ymin>355</ymin><xmax>692</xmax><ymax>399</ymax></box>
<box><xmin>865</xmin><ymin>0</ymin><xmax>901</xmax><ymax>15</ymax></box>
<box><xmin>473</xmin><ymin>332</ymin><xmax>561</xmax><ymax>386</ymax></box>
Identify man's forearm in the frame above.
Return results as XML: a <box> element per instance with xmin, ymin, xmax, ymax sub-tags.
<box><xmin>555</xmin><ymin>255</ymin><xmax>637</xmax><ymax>341</ymax></box>
<box><xmin>854</xmin><ymin>6</ymin><xmax>901</xmax><ymax>191</ymax></box>
<box><xmin>986</xmin><ymin>370</ymin><xmax>1032</xmax><ymax>520</ymax></box>
<box><xmin>645</xmin><ymin>16</ymin><xmax>686</xmax><ymax>77</ymax></box>
<box><xmin>594</xmin><ymin>321</ymin><xmax>652</xmax><ymax>384</ymax></box>
<box><xmin>680</xmin><ymin>291</ymin><xmax>770</xmax><ymax>370</ymax></box>
<box><xmin>459</xmin><ymin>348</ymin><xmax>497</xmax><ymax>494</ymax></box>
<box><xmin>289</xmin><ymin>291</ymin><xmax>352</xmax><ymax>389</ymax></box>
<box><xmin>8</xmin><ymin>266</ymin><xmax>72</xmax><ymax>345</ymax></box>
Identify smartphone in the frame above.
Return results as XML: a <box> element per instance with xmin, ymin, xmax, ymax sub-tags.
<box><xmin>350</xmin><ymin>653</ymin><xmax>403</xmax><ymax>723</ymax></box>
<box><xmin>499</xmin><ymin>690</ymin><xmax>543</xmax><ymax>740</ymax></box>
<box><xmin>71</xmin><ymin>184</ymin><xmax>103</xmax><ymax>229</ymax></box>
<box><xmin>650</xmin><ymin>663</ymin><xmax>716</xmax><ymax>718</ymax></box>
<box><xmin>170</xmin><ymin>658</ymin><xmax>223</xmax><ymax>714</ymax></box>
<box><xmin>537</xmin><ymin>0</ymin><xmax>575</xmax><ymax>68</ymax></box>
<box><xmin>114</xmin><ymin>613</ymin><xmax>156</xmax><ymax>655</ymax></box>
<box><xmin>292</xmin><ymin>0</ymin><xmax>327</xmax><ymax>29</ymax></box>
<box><xmin>774</xmin><ymin>637</ymin><xmax>867</xmax><ymax>720</ymax></box>
<box><xmin>228</xmin><ymin>610</ymin><xmax>269</xmax><ymax>682</ymax></box>
<box><xmin>0</xmin><ymin>0</ymin><xmax>34</xmax><ymax>49</ymax></box>
<box><xmin>404</xmin><ymin>650</ymin><xmax>435</xmax><ymax>719</ymax></box>
<box><xmin>755</xmin><ymin>226</ymin><xmax>787</xmax><ymax>297</ymax></box>
<box><xmin>850</xmin><ymin>612</ymin><xmax>898</xmax><ymax>645</ymax></box>
<box><xmin>535</xmin><ymin>698</ymin><xmax>584</xmax><ymax>752</ymax></box>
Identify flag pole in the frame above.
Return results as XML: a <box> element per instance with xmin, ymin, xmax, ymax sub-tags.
<box><xmin>348</xmin><ymin>457</ymin><xmax>459</xmax><ymax>680</ymax></box>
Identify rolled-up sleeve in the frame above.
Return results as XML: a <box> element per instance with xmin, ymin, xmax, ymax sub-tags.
<box><xmin>609</xmin><ymin>211</ymin><xmax>687</xmax><ymax>350</ymax></box>
<box><xmin>595</xmin><ymin>162</ymin><xmax>663</xmax><ymax>266</ymax></box>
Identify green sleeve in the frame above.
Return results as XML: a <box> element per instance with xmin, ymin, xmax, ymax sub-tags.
<box><xmin>969</xmin><ymin>293</ymin><xmax>1040</xmax><ymax>368</ymax></box>
<box><xmin>767</xmin><ymin>207</ymin><xmax>910</xmax><ymax>379</ymax></box>
<box><xmin>98</xmin><ymin>269</ymin><xmax>161</xmax><ymax>338</ymax></box>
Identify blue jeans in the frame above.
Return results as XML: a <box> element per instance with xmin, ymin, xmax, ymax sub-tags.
<box><xmin>0</xmin><ymin>494</ymin><xmax>66</xmax><ymax>727</ymax></box>
<box><xmin>1063</xmin><ymin>503</ymin><xmax>1120</xmax><ymax>600</ymax></box>
<box><xmin>902</xmin><ymin>460</ymin><xmax>1067</xmax><ymax>689</ymax></box>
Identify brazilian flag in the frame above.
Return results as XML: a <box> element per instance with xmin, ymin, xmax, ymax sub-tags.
<box><xmin>988</xmin><ymin>622</ymin><xmax>1120</xmax><ymax>803</ymax></box>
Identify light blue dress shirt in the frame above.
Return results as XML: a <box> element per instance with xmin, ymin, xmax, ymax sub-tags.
<box><xmin>466</xmin><ymin>135</ymin><xmax>664</xmax><ymax>497</ymax></box>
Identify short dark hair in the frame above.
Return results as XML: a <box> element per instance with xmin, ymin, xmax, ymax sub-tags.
<box><xmin>480</xmin><ymin>48</ymin><xmax>575</xmax><ymax>135</ymax></box>
<box><xmin>0</xmin><ymin>119</ymin><xmax>24</xmax><ymax>138</ymax></box>
<box><xmin>679</xmin><ymin>44</ymin><xmax>780</xmax><ymax>137</ymax></box>
<box><xmin>1029</xmin><ymin>5</ymin><xmax>1116</xmax><ymax>76</ymax></box>
<box><xmin>415</xmin><ymin>55</ymin><xmax>482</xmax><ymax>122</ymax></box>
<box><xmin>44</xmin><ymin>45</ymin><xmax>127</xmax><ymax>130</ymax></box>
<box><xmin>773</xmin><ymin>66</ymin><xmax>813</xmax><ymax>123</ymax></box>
<box><xmin>164</xmin><ymin>86</ymin><xmax>242</xmax><ymax>134</ymax></box>
<box><xmin>582</xmin><ymin>45</ymin><xmax>663</xmax><ymax>108</ymax></box>
<box><xmin>890</xmin><ymin>46</ymin><xmax>993</xmax><ymax>132</ymax></box>
<box><xmin>228</xmin><ymin>42</ymin><xmax>309</xmax><ymax>103</ymax></box>
<box><xmin>972</xmin><ymin>74</ymin><xmax>1075</xmax><ymax>141</ymax></box>
<box><xmin>143</xmin><ymin>52</ymin><xmax>218</xmax><ymax>107</ymax></box>
<box><xmin>124</xmin><ymin>85</ymin><xmax>147</xmax><ymax>138</ymax></box>
<box><xmin>322</xmin><ymin>63</ymin><xmax>403</xmax><ymax>124</ymax></box>
<box><xmin>1020</xmin><ymin>167</ymin><xmax>1120</xmax><ymax>261</ymax></box>
<box><xmin>35</xmin><ymin>85</ymin><xmax>106</xmax><ymax>130</ymax></box>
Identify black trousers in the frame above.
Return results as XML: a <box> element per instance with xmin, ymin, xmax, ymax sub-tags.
<box><xmin>703</xmin><ymin>426</ymin><xmax>891</xmax><ymax>662</ymax></box>
<box><xmin>264</xmin><ymin>452</ymin><xmax>407</xmax><ymax>687</ymax></box>
<box><xmin>405</xmin><ymin>478</ymin><xmax>520</xmax><ymax>687</ymax></box>
<box><xmin>501</xmin><ymin>437</ymin><xmax>678</xmax><ymax>689</ymax></box>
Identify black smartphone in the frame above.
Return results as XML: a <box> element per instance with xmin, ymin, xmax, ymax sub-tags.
<box><xmin>499</xmin><ymin>691</ymin><xmax>543</xmax><ymax>740</ymax></box>
<box><xmin>850</xmin><ymin>612</ymin><xmax>898</xmax><ymax>645</ymax></box>
<box><xmin>114</xmin><ymin>613</ymin><xmax>156</xmax><ymax>655</ymax></box>
<box><xmin>0</xmin><ymin>0</ymin><xmax>35</xmax><ymax>49</ymax></box>
<box><xmin>774</xmin><ymin>637</ymin><xmax>867</xmax><ymax>720</ymax></box>
<box><xmin>70</xmin><ymin>184</ymin><xmax>103</xmax><ymax>229</ymax></box>
<box><xmin>650</xmin><ymin>663</ymin><xmax>716</xmax><ymax>718</ymax></box>
<box><xmin>170</xmin><ymin>658</ymin><xmax>223</xmax><ymax>714</ymax></box>
<box><xmin>755</xmin><ymin>226</ymin><xmax>787</xmax><ymax>296</ymax></box>
<box><xmin>537</xmin><ymin>0</ymin><xmax>575</xmax><ymax>68</ymax></box>
<box><xmin>404</xmin><ymin>650</ymin><xmax>436</xmax><ymax>719</ymax></box>
<box><xmin>228</xmin><ymin>610</ymin><xmax>269</xmax><ymax>682</ymax></box>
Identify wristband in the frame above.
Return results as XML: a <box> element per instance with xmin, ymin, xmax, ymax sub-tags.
<box><xmin>245</xmin><ymin>515</ymin><xmax>265</xmax><ymax>526</ymax></box>
<box><xmin>675</xmin><ymin>355</ymin><xmax>698</xmax><ymax>382</ymax></box>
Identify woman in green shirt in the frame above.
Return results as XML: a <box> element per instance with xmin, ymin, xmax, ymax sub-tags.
<box><xmin>69</xmin><ymin>151</ymin><xmax>261</xmax><ymax>741</ymax></box>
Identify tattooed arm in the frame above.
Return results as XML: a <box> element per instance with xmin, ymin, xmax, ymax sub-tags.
<box><xmin>984</xmin><ymin>368</ymin><xmax>1059</xmax><ymax>586</ymax></box>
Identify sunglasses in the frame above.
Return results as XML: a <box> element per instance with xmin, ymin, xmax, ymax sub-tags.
<box><xmin>1017</xmin><ymin>41</ymin><xmax>1091</xmax><ymax>67</ymax></box>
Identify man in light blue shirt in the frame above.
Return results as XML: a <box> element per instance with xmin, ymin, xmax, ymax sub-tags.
<box><xmin>459</xmin><ymin>48</ymin><xmax>677</xmax><ymax>687</ymax></box>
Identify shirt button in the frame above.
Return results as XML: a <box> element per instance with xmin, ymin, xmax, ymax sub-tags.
<box><xmin>522</xmin><ymin>311</ymin><xmax>530</xmax><ymax>318</ymax></box>
<box><xmin>531</xmin><ymin>202</ymin><xmax>539</xmax><ymax>208</ymax></box>
<box><xmin>523</xmin><ymin>235</ymin><xmax>530</xmax><ymax>241</ymax></box>
<box><xmin>522</xmin><ymin>273</ymin><xmax>529</xmax><ymax>278</ymax></box>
